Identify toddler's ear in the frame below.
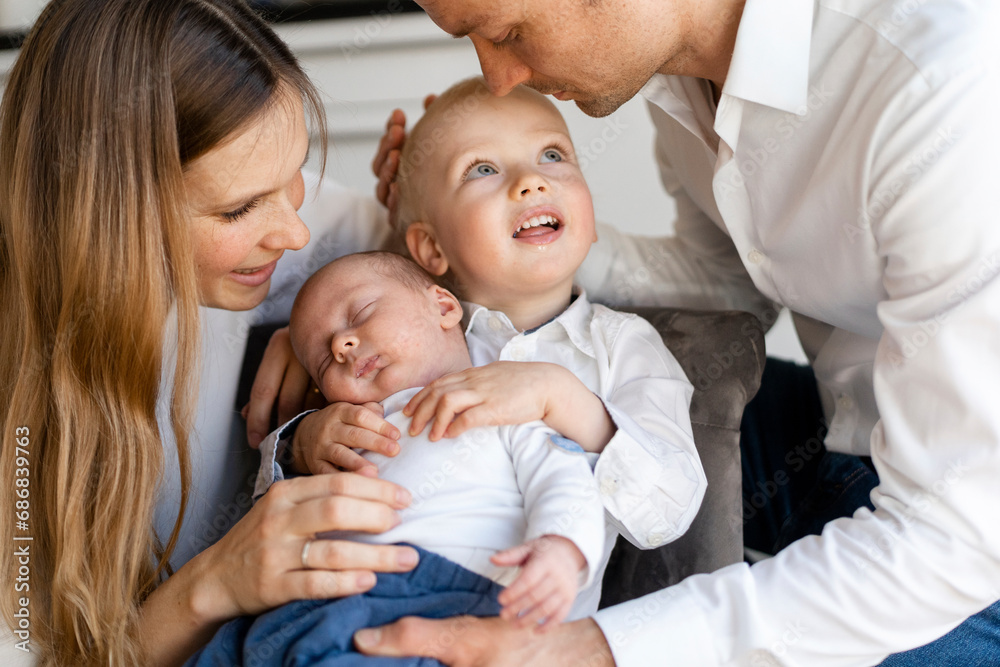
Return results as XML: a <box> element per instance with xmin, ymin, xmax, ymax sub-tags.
<box><xmin>429</xmin><ymin>285</ymin><xmax>463</xmax><ymax>329</ymax></box>
<box><xmin>406</xmin><ymin>222</ymin><xmax>449</xmax><ymax>276</ymax></box>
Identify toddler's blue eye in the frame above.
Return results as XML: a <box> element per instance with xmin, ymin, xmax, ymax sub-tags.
<box><xmin>467</xmin><ymin>163</ymin><xmax>499</xmax><ymax>180</ymax></box>
<box><xmin>540</xmin><ymin>149</ymin><xmax>564</xmax><ymax>163</ymax></box>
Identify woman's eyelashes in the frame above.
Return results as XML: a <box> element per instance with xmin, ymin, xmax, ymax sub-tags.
<box><xmin>220</xmin><ymin>197</ymin><xmax>261</xmax><ymax>222</ymax></box>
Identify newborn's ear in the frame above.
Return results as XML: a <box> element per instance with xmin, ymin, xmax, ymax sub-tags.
<box><xmin>429</xmin><ymin>285</ymin><xmax>463</xmax><ymax>329</ymax></box>
<box><xmin>406</xmin><ymin>222</ymin><xmax>449</xmax><ymax>276</ymax></box>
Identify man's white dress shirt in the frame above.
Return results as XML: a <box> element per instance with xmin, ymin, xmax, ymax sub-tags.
<box><xmin>577</xmin><ymin>0</ymin><xmax>1000</xmax><ymax>664</ymax></box>
<box><xmin>463</xmin><ymin>291</ymin><xmax>705</xmax><ymax>553</ymax></box>
<box><xmin>256</xmin><ymin>387</ymin><xmax>610</xmax><ymax>619</ymax></box>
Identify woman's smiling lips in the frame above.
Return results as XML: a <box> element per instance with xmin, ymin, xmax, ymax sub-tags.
<box><xmin>230</xmin><ymin>257</ymin><xmax>280</xmax><ymax>287</ymax></box>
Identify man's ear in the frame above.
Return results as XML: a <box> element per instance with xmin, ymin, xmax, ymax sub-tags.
<box><xmin>428</xmin><ymin>284</ymin><xmax>464</xmax><ymax>330</ymax></box>
<box><xmin>406</xmin><ymin>222</ymin><xmax>449</xmax><ymax>276</ymax></box>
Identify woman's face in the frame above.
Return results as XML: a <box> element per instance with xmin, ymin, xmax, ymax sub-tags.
<box><xmin>184</xmin><ymin>89</ymin><xmax>311</xmax><ymax>311</ymax></box>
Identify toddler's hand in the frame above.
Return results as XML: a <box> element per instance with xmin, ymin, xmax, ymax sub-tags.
<box><xmin>292</xmin><ymin>402</ymin><xmax>400</xmax><ymax>476</ymax></box>
<box><xmin>492</xmin><ymin>535</ymin><xmax>586</xmax><ymax>633</ymax></box>
<box><xmin>403</xmin><ymin>361</ymin><xmax>562</xmax><ymax>440</ymax></box>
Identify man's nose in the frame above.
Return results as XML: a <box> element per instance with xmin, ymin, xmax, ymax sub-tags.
<box><xmin>470</xmin><ymin>35</ymin><xmax>532</xmax><ymax>96</ymax></box>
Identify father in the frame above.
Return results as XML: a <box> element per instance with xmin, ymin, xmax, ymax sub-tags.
<box><xmin>356</xmin><ymin>0</ymin><xmax>1000</xmax><ymax>665</ymax></box>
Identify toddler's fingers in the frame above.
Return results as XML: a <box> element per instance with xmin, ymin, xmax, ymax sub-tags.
<box><xmin>444</xmin><ymin>405</ymin><xmax>499</xmax><ymax>439</ymax></box>
<box><xmin>428</xmin><ymin>391</ymin><xmax>482</xmax><ymax>441</ymax></box>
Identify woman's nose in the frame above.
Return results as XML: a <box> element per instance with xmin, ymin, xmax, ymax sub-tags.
<box><xmin>263</xmin><ymin>210</ymin><xmax>310</xmax><ymax>252</ymax></box>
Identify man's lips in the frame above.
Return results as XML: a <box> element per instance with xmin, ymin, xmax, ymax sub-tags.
<box><xmin>354</xmin><ymin>355</ymin><xmax>380</xmax><ymax>379</ymax></box>
<box><xmin>229</xmin><ymin>258</ymin><xmax>279</xmax><ymax>287</ymax></box>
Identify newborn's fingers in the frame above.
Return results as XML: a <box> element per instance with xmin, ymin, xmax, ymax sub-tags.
<box><xmin>498</xmin><ymin>566</ymin><xmax>546</xmax><ymax>610</ymax></box>
<box><xmin>504</xmin><ymin>581</ymin><xmax>558</xmax><ymax>625</ymax></box>
<box><xmin>322</xmin><ymin>446</ymin><xmax>376</xmax><ymax>474</ymax></box>
<box><xmin>523</xmin><ymin>596</ymin><xmax>566</xmax><ymax>633</ymax></box>
<box><xmin>490</xmin><ymin>543</ymin><xmax>532</xmax><ymax>567</ymax></box>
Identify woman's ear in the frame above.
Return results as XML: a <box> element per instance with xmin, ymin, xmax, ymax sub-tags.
<box><xmin>428</xmin><ymin>284</ymin><xmax>464</xmax><ymax>329</ymax></box>
<box><xmin>406</xmin><ymin>222</ymin><xmax>449</xmax><ymax>276</ymax></box>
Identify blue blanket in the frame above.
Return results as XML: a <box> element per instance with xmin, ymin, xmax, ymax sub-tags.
<box><xmin>186</xmin><ymin>547</ymin><xmax>503</xmax><ymax>666</ymax></box>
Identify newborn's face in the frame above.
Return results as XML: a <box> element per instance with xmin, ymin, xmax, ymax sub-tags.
<box><xmin>291</xmin><ymin>260</ymin><xmax>451</xmax><ymax>404</ymax></box>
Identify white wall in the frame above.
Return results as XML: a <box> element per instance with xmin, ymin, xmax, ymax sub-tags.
<box><xmin>0</xmin><ymin>0</ymin><xmax>43</xmax><ymax>31</ymax></box>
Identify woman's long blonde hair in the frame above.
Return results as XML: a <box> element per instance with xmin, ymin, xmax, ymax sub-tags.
<box><xmin>0</xmin><ymin>1</ymin><xmax>326</xmax><ymax>663</ymax></box>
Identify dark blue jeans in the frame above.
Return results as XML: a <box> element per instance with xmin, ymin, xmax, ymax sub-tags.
<box><xmin>185</xmin><ymin>547</ymin><xmax>503</xmax><ymax>666</ymax></box>
<box><xmin>741</xmin><ymin>358</ymin><xmax>1000</xmax><ymax>665</ymax></box>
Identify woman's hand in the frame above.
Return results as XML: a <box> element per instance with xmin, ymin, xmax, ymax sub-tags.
<box><xmin>141</xmin><ymin>473</ymin><xmax>418</xmax><ymax>665</ymax></box>
<box><xmin>187</xmin><ymin>473</ymin><xmax>418</xmax><ymax>622</ymax></box>
<box><xmin>402</xmin><ymin>362</ymin><xmax>615</xmax><ymax>452</ymax></box>
<box><xmin>291</xmin><ymin>402</ymin><xmax>402</xmax><ymax>476</ymax></box>
<box><xmin>243</xmin><ymin>327</ymin><xmax>326</xmax><ymax>449</ymax></box>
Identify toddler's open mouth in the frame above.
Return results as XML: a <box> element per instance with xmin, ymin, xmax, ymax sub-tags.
<box><xmin>513</xmin><ymin>214</ymin><xmax>561</xmax><ymax>238</ymax></box>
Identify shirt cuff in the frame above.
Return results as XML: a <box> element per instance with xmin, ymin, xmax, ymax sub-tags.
<box><xmin>594</xmin><ymin>402</ymin><xmax>705</xmax><ymax>549</ymax></box>
<box><xmin>593</xmin><ymin>585</ymin><xmax>717</xmax><ymax>667</ymax></box>
<box><xmin>252</xmin><ymin>409</ymin><xmax>317</xmax><ymax>501</ymax></box>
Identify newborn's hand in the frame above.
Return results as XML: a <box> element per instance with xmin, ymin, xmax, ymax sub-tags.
<box><xmin>403</xmin><ymin>362</ymin><xmax>561</xmax><ymax>440</ymax></box>
<box><xmin>293</xmin><ymin>402</ymin><xmax>401</xmax><ymax>476</ymax></box>
<box><xmin>492</xmin><ymin>536</ymin><xmax>585</xmax><ymax>632</ymax></box>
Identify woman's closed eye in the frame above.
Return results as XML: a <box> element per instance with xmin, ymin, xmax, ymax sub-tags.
<box><xmin>220</xmin><ymin>197</ymin><xmax>261</xmax><ymax>222</ymax></box>
<box><xmin>463</xmin><ymin>162</ymin><xmax>499</xmax><ymax>181</ymax></box>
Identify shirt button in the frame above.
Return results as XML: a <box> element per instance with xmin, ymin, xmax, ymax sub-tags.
<box><xmin>648</xmin><ymin>532</ymin><xmax>666</xmax><ymax>547</ymax></box>
<box><xmin>510</xmin><ymin>347</ymin><xmax>526</xmax><ymax>361</ymax></box>
<box><xmin>838</xmin><ymin>394</ymin><xmax>854</xmax><ymax>410</ymax></box>
<box><xmin>747</xmin><ymin>248</ymin><xmax>765</xmax><ymax>265</ymax></box>
<box><xmin>488</xmin><ymin>316</ymin><xmax>504</xmax><ymax>332</ymax></box>
<box><xmin>599</xmin><ymin>478</ymin><xmax>618</xmax><ymax>496</ymax></box>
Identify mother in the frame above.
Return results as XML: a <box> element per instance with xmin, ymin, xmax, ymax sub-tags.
<box><xmin>0</xmin><ymin>1</ymin><xmax>416</xmax><ymax>664</ymax></box>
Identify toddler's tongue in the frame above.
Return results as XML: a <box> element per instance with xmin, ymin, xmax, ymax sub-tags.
<box><xmin>515</xmin><ymin>223</ymin><xmax>558</xmax><ymax>238</ymax></box>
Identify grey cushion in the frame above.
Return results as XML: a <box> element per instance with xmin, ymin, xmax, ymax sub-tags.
<box><xmin>599</xmin><ymin>308</ymin><xmax>765</xmax><ymax>608</ymax></box>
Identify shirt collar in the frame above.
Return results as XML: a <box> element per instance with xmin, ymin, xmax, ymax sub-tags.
<box><xmin>463</xmin><ymin>289</ymin><xmax>596</xmax><ymax>357</ymax></box>
<box><xmin>640</xmin><ymin>0</ymin><xmax>814</xmax><ymax>117</ymax></box>
<box><xmin>722</xmin><ymin>0</ymin><xmax>815</xmax><ymax>114</ymax></box>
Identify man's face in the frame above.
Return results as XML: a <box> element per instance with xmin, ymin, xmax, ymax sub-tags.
<box><xmin>418</xmin><ymin>0</ymin><xmax>680</xmax><ymax>117</ymax></box>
